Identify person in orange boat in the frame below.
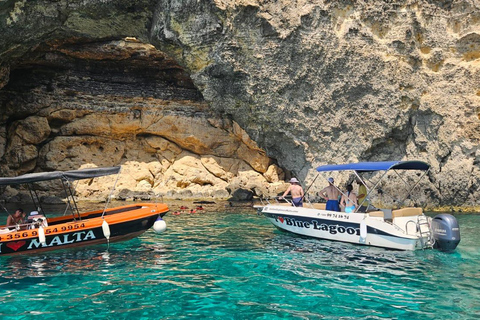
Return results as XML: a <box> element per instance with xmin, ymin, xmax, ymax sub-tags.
<box><xmin>6</xmin><ymin>208</ymin><xmax>26</xmax><ymax>228</ymax></box>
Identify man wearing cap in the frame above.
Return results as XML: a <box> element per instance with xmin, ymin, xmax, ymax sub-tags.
<box><xmin>319</xmin><ymin>177</ymin><xmax>341</xmax><ymax>212</ymax></box>
<box><xmin>279</xmin><ymin>178</ymin><xmax>304</xmax><ymax>207</ymax></box>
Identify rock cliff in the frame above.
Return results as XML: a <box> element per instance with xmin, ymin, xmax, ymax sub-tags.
<box><xmin>0</xmin><ymin>0</ymin><xmax>479</xmax><ymax>210</ymax></box>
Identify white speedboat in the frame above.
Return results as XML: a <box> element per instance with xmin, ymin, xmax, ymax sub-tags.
<box><xmin>258</xmin><ymin>161</ymin><xmax>460</xmax><ymax>251</ymax></box>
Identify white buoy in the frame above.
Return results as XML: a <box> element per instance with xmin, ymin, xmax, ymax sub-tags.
<box><xmin>38</xmin><ymin>226</ymin><xmax>46</xmax><ymax>245</ymax></box>
<box><xmin>102</xmin><ymin>219</ymin><xmax>111</xmax><ymax>240</ymax></box>
<box><xmin>360</xmin><ymin>220</ymin><xmax>367</xmax><ymax>239</ymax></box>
<box><xmin>153</xmin><ymin>218</ymin><xmax>167</xmax><ymax>234</ymax></box>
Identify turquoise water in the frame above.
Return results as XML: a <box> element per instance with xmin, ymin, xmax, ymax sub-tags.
<box><xmin>0</xmin><ymin>207</ymin><xmax>479</xmax><ymax>319</ymax></box>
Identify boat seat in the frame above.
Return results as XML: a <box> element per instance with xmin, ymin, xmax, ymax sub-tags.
<box><xmin>392</xmin><ymin>207</ymin><xmax>423</xmax><ymax>218</ymax></box>
<box><xmin>308</xmin><ymin>203</ymin><xmax>326</xmax><ymax>210</ymax></box>
<box><xmin>368</xmin><ymin>211</ymin><xmax>384</xmax><ymax>218</ymax></box>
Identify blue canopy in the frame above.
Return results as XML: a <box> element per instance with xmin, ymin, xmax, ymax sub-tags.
<box><xmin>316</xmin><ymin>161</ymin><xmax>430</xmax><ymax>173</ymax></box>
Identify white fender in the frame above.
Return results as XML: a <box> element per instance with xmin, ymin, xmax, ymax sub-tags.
<box><xmin>153</xmin><ymin>218</ymin><xmax>167</xmax><ymax>234</ymax></box>
<box><xmin>102</xmin><ymin>220</ymin><xmax>111</xmax><ymax>240</ymax></box>
<box><xmin>38</xmin><ymin>226</ymin><xmax>46</xmax><ymax>245</ymax></box>
<box><xmin>360</xmin><ymin>220</ymin><xmax>367</xmax><ymax>239</ymax></box>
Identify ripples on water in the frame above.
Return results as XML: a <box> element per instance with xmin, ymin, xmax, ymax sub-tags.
<box><xmin>0</xmin><ymin>207</ymin><xmax>479</xmax><ymax>320</ymax></box>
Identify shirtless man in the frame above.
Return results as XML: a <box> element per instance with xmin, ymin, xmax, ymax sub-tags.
<box><xmin>279</xmin><ymin>178</ymin><xmax>304</xmax><ymax>207</ymax></box>
<box><xmin>6</xmin><ymin>208</ymin><xmax>26</xmax><ymax>229</ymax></box>
<box><xmin>319</xmin><ymin>177</ymin><xmax>341</xmax><ymax>212</ymax></box>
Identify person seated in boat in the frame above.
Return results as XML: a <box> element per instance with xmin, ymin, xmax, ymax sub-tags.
<box><xmin>319</xmin><ymin>178</ymin><xmax>341</xmax><ymax>212</ymax></box>
<box><xmin>340</xmin><ymin>184</ymin><xmax>358</xmax><ymax>213</ymax></box>
<box><xmin>27</xmin><ymin>211</ymin><xmax>48</xmax><ymax>228</ymax></box>
<box><xmin>279</xmin><ymin>178</ymin><xmax>304</xmax><ymax>207</ymax></box>
<box><xmin>355</xmin><ymin>178</ymin><xmax>369</xmax><ymax>212</ymax></box>
<box><xmin>6</xmin><ymin>208</ymin><xmax>26</xmax><ymax>229</ymax></box>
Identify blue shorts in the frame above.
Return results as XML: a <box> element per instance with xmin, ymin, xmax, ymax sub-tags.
<box><xmin>292</xmin><ymin>197</ymin><xmax>303</xmax><ymax>207</ymax></box>
<box><xmin>326</xmin><ymin>200</ymin><xmax>340</xmax><ymax>212</ymax></box>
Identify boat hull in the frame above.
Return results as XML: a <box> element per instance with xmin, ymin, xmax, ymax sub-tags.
<box><xmin>262</xmin><ymin>205</ymin><xmax>424</xmax><ymax>251</ymax></box>
<box><xmin>0</xmin><ymin>203</ymin><xmax>168</xmax><ymax>256</ymax></box>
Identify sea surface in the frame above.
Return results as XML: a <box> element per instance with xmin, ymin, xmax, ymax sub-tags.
<box><xmin>0</xmin><ymin>202</ymin><xmax>479</xmax><ymax>320</ymax></box>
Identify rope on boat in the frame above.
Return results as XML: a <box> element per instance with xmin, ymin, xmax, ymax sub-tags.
<box><xmin>98</xmin><ymin>168</ymin><xmax>121</xmax><ymax>250</ymax></box>
<box><xmin>101</xmin><ymin>168</ymin><xmax>122</xmax><ymax>219</ymax></box>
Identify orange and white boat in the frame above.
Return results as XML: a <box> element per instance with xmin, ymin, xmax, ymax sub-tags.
<box><xmin>0</xmin><ymin>167</ymin><xmax>169</xmax><ymax>256</ymax></box>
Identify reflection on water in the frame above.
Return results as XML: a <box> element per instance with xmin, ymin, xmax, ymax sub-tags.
<box><xmin>0</xmin><ymin>206</ymin><xmax>478</xmax><ymax>320</ymax></box>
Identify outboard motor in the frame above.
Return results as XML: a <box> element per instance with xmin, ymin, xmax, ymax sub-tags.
<box><xmin>431</xmin><ymin>214</ymin><xmax>460</xmax><ymax>252</ymax></box>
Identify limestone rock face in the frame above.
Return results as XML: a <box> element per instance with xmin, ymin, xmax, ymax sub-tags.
<box><xmin>0</xmin><ymin>37</ymin><xmax>279</xmax><ymax>201</ymax></box>
<box><xmin>150</xmin><ymin>0</ymin><xmax>480</xmax><ymax>209</ymax></box>
<box><xmin>0</xmin><ymin>1</ymin><xmax>479</xmax><ymax>209</ymax></box>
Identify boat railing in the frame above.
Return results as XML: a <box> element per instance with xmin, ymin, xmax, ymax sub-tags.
<box><xmin>257</xmin><ymin>196</ymin><xmax>327</xmax><ymax>209</ymax></box>
<box><xmin>276</xmin><ymin>196</ymin><xmax>294</xmax><ymax>206</ymax></box>
<box><xmin>258</xmin><ymin>196</ymin><xmax>300</xmax><ymax>207</ymax></box>
<box><xmin>0</xmin><ymin>218</ymin><xmax>47</xmax><ymax>233</ymax></box>
<box><xmin>277</xmin><ymin>196</ymin><xmax>324</xmax><ymax>208</ymax></box>
<box><xmin>405</xmin><ymin>220</ymin><xmax>418</xmax><ymax>235</ymax></box>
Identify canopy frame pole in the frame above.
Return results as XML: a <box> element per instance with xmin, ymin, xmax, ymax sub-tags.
<box><xmin>303</xmin><ymin>173</ymin><xmax>320</xmax><ymax>202</ymax></box>
<box><xmin>361</xmin><ymin>170</ymin><xmax>390</xmax><ymax>210</ymax></box>
<box><xmin>101</xmin><ymin>168</ymin><xmax>121</xmax><ymax>219</ymax></box>
<box><xmin>62</xmin><ymin>201</ymin><xmax>71</xmax><ymax>216</ymax></box>
<box><xmin>320</xmin><ymin>177</ymin><xmax>348</xmax><ymax>205</ymax></box>
<box><xmin>392</xmin><ymin>169</ymin><xmax>413</xmax><ymax>206</ymax></box>
<box><xmin>27</xmin><ymin>185</ymin><xmax>39</xmax><ymax>212</ymax></box>
<box><xmin>62</xmin><ymin>179</ymin><xmax>81</xmax><ymax>221</ymax></box>
<box><xmin>397</xmin><ymin>168</ymin><xmax>430</xmax><ymax>208</ymax></box>
<box><xmin>393</xmin><ymin>169</ymin><xmax>412</xmax><ymax>189</ymax></box>
<box><xmin>333</xmin><ymin>182</ymin><xmax>348</xmax><ymax>199</ymax></box>
<box><xmin>27</xmin><ymin>185</ymin><xmax>47</xmax><ymax>217</ymax></box>
<box><xmin>353</xmin><ymin>171</ymin><xmax>370</xmax><ymax>210</ymax></box>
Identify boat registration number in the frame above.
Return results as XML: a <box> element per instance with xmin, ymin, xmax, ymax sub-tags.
<box><xmin>0</xmin><ymin>223</ymin><xmax>86</xmax><ymax>241</ymax></box>
<box><xmin>45</xmin><ymin>223</ymin><xmax>86</xmax><ymax>234</ymax></box>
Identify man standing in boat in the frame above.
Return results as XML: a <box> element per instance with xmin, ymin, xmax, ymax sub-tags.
<box><xmin>319</xmin><ymin>178</ymin><xmax>341</xmax><ymax>212</ymax></box>
<box><xmin>279</xmin><ymin>178</ymin><xmax>304</xmax><ymax>207</ymax></box>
